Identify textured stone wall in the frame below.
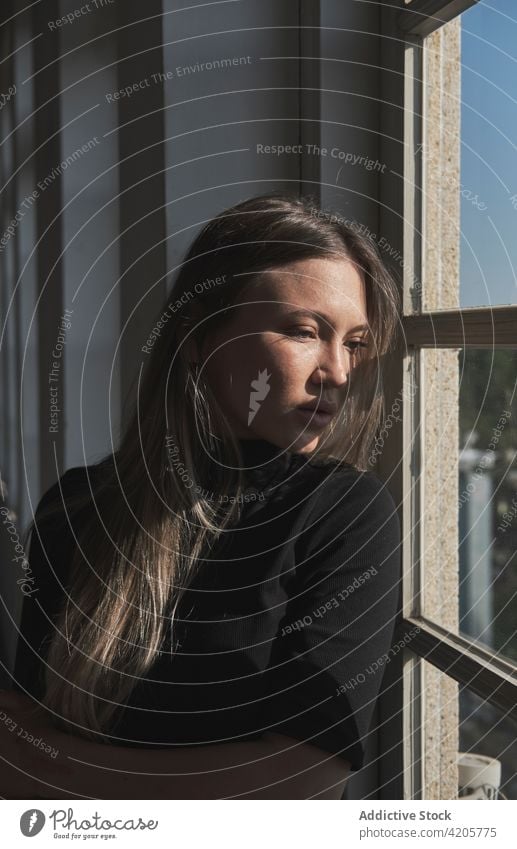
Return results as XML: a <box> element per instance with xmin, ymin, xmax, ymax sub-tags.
<box><xmin>421</xmin><ymin>16</ymin><xmax>461</xmax><ymax>800</ymax></box>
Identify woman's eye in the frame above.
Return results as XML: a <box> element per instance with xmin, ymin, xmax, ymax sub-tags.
<box><xmin>286</xmin><ymin>330</ymin><xmax>369</xmax><ymax>351</ymax></box>
<box><xmin>287</xmin><ymin>328</ymin><xmax>317</xmax><ymax>339</ymax></box>
<box><xmin>346</xmin><ymin>340</ymin><xmax>369</xmax><ymax>353</ymax></box>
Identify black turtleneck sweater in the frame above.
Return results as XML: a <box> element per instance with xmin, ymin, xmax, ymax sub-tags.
<box><xmin>12</xmin><ymin>438</ymin><xmax>401</xmax><ymax>773</ymax></box>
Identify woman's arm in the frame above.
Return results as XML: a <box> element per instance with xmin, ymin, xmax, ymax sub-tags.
<box><xmin>0</xmin><ymin>691</ymin><xmax>349</xmax><ymax>800</ymax></box>
<box><xmin>63</xmin><ymin>729</ymin><xmax>350</xmax><ymax>800</ymax></box>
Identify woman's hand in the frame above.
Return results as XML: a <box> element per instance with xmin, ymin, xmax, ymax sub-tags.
<box><xmin>0</xmin><ymin>690</ymin><xmax>74</xmax><ymax>799</ymax></box>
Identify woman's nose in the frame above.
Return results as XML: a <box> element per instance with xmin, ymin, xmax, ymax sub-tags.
<box><xmin>310</xmin><ymin>344</ymin><xmax>350</xmax><ymax>388</ymax></box>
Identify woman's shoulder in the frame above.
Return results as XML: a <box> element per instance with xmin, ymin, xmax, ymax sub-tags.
<box><xmin>288</xmin><ymin>453</ymin><xmax>400</xmax><ymax>564</ymax></box>
<box><xmin>290</xmin><ymin>451</ymin><xmax>397</xmax><ymax>516</ymax></box>
<box><xmin>26</xmin><ymin>460</ymin><xmax>115</xmax><ymax>588</ymax></box>
<box><xmin>32</xmin><ymin>459</ymin><xmax>112</xmax><ymax>531</ymax></box>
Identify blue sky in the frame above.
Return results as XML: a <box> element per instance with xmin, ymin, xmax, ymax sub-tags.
<box><xmin>459</xmin><ymin>0</ymin><xmax>517</xmax><ymax>306</ymax></box>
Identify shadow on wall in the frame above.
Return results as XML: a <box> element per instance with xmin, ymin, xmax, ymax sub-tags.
<box><xmin>0</xmin><ymin>475</ymin><xmax>25</xmax><ymax>687</ymax></box>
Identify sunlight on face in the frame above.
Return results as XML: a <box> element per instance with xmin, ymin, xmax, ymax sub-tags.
<box><xmin>200</xmin><ymin>257</ymin><xmax>369</xmax><ymax>454</ymax></box>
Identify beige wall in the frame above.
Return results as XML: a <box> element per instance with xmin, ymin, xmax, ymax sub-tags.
<box><xmin>421</xmin><ymin>17</ymin><xmax>461</xmax><ymax>800</ymax></box>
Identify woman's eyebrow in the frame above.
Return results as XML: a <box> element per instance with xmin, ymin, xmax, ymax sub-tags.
<box><xmin>284</xmin><ymin>308</ymin><xmax>369</xmax><ymax>334</ymax></box>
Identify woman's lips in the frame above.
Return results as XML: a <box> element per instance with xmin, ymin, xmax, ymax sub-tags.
<box><xmin>296</xmin><ymin>407</ymin><xmax>335</xmax><ymax>428</ymax></box>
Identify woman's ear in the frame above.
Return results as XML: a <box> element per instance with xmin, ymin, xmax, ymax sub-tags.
<box><xmin>177</xmin><ymin>299</ymin><xmax>220</xmax><ymax>366</ymax></box>
<box><xmin>177</xmin><ymin>303</ymin><xmax>204</xmax><ymax>363</ymax></box>
<box><xmin>181</xmin><ymin>330</ymin><xmax>200</xmax><ymax>365</ymax></box>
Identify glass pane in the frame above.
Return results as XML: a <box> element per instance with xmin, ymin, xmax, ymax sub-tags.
<box><xmin>421</xmin><ymin>659</ymin><xmax>516</xmax><ymax>799</ymax></box>
<box><xmin>422</xmin><ymin>1</ymin><xmax>517</xmax><ymax>310</ymax></box>
<box><xmin>421</xmin><ymin>348</ymin><xmax>517</xmax><ymax>664</ymax></box>
<box><xmin>459</xmin><ymin>688</ymin><xmax>517</xmax><ymax>800</ymax></box>
<box><xmin>459</xmin><ymin>349</ymin><xmax>517</xmax><ymax>660</ymax></box>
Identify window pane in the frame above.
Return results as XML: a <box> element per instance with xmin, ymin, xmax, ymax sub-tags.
<box><xmin>421</xmin><ymin>659</ymin><xmax>516</xmax><ymax>799</ymax></box>
<box><xmin>459</xmin><ymin>348</ymin><xmax>517</xmax><ymax>660</ymax></box>
<box><xmin>459</xmin><ymin>688</ymin><xmax>517</xmax><ymax>799</ymax></box>
<box><xmin>422</xmin><ymin>1</ymin><xmax>517</xmax><ymax>310</ymax></box>
<box><xmin>421</xmin><ymin>348</ymin><xmax>517</xmax><ymax>664</ymax></box>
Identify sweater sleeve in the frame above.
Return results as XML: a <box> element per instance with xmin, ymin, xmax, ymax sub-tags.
<box><xmin>260</xmin><ymin>468</ymin><xmax>401</xmax><ymax>771</ymax></box>
<box><xmin>10</xmin><ymin>469</ymin><xmax>83</xmax><ymax>701</ymax></box>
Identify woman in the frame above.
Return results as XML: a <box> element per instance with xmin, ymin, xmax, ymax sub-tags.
<box><xmin>2</xmin><ymin>193</ymin><xmax>401</xmax><ymax>799</ymax></box>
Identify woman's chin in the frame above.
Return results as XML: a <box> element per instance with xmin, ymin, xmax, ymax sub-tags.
<box><xmin>287</xmin><ymin>432</ymin><xmax>321</xmax><ymax>454</ymax></box>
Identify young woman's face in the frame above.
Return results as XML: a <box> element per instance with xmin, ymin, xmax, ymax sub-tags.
<box><xmin>199</xmin><ymin>256</ymin><xmax>369</xmax><ymax>454</ymax></box>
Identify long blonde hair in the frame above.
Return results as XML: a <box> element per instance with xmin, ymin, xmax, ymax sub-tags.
<box><xmin>28</xmin><ymin>193</ymin><xmax>400</xmax><ymax>741</ymax></box>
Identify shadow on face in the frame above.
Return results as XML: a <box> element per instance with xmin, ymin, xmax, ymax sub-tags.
<box><xmin>198</xmin><ymin>257</ymin><xmax>370</xmax><ymax>454</ymax></box>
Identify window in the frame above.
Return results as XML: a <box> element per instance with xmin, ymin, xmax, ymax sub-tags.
<box><xmin>395</xmin><ymin>0</ymin><xmax>517</xmax><ymax>800</ymax></box>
